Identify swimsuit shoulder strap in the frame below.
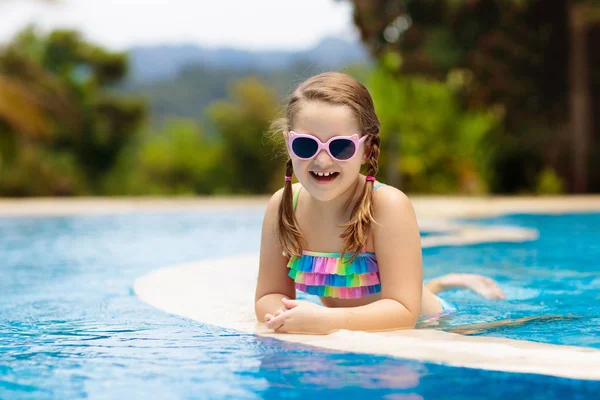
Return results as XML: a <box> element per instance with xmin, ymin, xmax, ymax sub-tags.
<box><xmin>373</xmin><ymin>182</ymin><xmax>385</xmax><ymax>191</ymax></box>
<box><xmin>292</xmin><ymin>185</ymin><xmax>302</xmax><ymax>211</ymax></box>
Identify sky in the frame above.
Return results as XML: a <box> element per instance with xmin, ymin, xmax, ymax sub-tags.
<box><xmin>0</xmin><ymin>0</ymin><xmax>357</xmax><ymax>51</ymax></box>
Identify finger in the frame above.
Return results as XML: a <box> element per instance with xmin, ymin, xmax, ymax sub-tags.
<box><xmin>265</xmin><ymin>314</ymin><xmax>286</xmax><ymax>330</ymax></box>
<box><xmin>281</xmin><ymin>298</ymin><xmax>299</xmax><ymax>309</ymax></box>
<box><xmin>266</xmin><ymin>318</ymin><xmax>285</xmax><ymax>331</ymax></box>
<box><xmin>264</xmin><ymin>313</ymin><xmax>273</xmax><ymax>322</ymax></box>
<box><xmin>274</xmin><ymin>309</ymin><xmax>284</xmax><ymax>316</ymax></box>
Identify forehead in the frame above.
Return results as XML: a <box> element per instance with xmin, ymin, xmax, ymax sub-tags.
<box><xmin>292</xmin><ymin>101</ymin><xmax>359</xmax><ymax>139</ymax></box>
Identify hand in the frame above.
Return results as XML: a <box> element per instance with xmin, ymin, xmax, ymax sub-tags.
<box><xmin>264</xmin><ymin>307</ymin><xmax>286</xmax><ymax>321</ymax></box>
<box><xmin>264</xmin><ymin>299</ymin><xmax>310</xmax><ymax>330</ymax></box>
<box><xmin>264</xmin><ymin>298</ymin><xmax>336</xmax><ymax>334</ymax></box>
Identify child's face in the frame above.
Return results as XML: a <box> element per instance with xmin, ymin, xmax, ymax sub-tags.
<box><xmin>286</xmin><ymin>100</ymin><xmax>367</xmax><ymax>202</ymax></box>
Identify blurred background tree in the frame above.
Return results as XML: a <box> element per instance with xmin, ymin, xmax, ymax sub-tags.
<box><xmin>0</xmin><ymin>27</ymin><xmax>145</xmax><ymax>195</ymax></box>
<box><xmin>103</xmin><ymin>119</ymin><xmax>220</xmax><ymax>195</ymax></box>
<box><xmin>349</xmin><ymin>0</ymin><xmax>600</xmax><ymax>193</ymax></box>
<box><xmin>207</xmin><ymin>77</ymin><xmax>283</xmax><ymax>194</ymax></box>
<box><xmin>0</xmin><ymin>1</ymin><xmax>598</xmax><ymax>196</ymax></box>
<box><xmin>369</xmin><ymin>66</ymin><xmax>500</xmax><ymax>194</ymax></box>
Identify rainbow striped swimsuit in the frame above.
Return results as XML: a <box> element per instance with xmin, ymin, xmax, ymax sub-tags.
<box><xmin>287</xmin><ymin>251</ymin><xmax>381</xmax><ymax>299</ymax></box>
<box><xmin>287</xmin><ymin>184</ymin><xmax>384</xmax><ymax>299</ymax></box>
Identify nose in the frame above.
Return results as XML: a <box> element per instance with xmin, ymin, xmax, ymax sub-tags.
<box><xmin>312</xmin><ymin>148</ymin><xmax>334</xmax><ymax>168</ymax></box>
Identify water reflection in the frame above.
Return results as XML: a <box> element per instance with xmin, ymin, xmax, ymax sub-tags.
<box><xmin>253</xmin><ymin>336</ymin><xmax>600</xmax><ymax>400</ymax></box>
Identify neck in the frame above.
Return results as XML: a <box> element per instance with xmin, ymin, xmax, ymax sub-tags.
<box><xmin>308</xmin><ymin>174</ymin><xmax>365</xmax><ymax>220</ymax></box>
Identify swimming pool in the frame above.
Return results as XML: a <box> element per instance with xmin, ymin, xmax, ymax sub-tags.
<box><xmin>423</xmin><ymin>213</ymin><xmax>600</xmax><ymax>348</ymax></box>
<box><xmin>1</xmin><ymin>210</ymin><xmax>599</xmax><ymax>398</ymax></box>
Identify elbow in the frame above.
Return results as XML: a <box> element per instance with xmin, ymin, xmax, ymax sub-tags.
<box><xmin>254</xmin><ymin>307</ymin><xmax>261</xmax><ymax>323</ymax></box>
<box><xmin>254</xmin><ymin>296</ymin><xmax>265</xmax><ymax>322</ymax></box>
<box><xmin>404</xmin><ymin>308</ymin><xmax>420</xmax><ymax>329</ymax></box>
<box><xmin>388</xmin><ymin>299</ymin><xmax>419</xmax><ymax>330</ymax></box>
<box><xmin>403</xmin><ymin>313</ymin><xmax>419</xmax><ymax>329</ymax></box>
<box><xmin>404</xmin><ymin>305</ymin><xmax>420</xmax><ymax>328</ymax></box>
<box><xmin>254</xmin><ymin>304</ymin><xmax>266</xmax><ymax>323</ymax></box>
<box><xmin>390</xmin><ymin>313</ymin><xmax>417</xmax><ymax>331</ymax></box>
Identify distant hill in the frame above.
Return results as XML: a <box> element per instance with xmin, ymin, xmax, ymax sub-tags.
<box><xmin>119</xmin><ymin>37</ymin><xmax>372</xmax><ymax>127</ymax></box>
<box><xmin>127</xmin><ymin>37</ymin><xmax>370</xmax><ymax>83</ymax></box>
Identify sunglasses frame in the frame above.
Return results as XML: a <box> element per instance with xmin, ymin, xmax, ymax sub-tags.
<box><xmin>288</xmin><ymin>131</ymin><xmax>368</xmax><ymax>161</ymax></box>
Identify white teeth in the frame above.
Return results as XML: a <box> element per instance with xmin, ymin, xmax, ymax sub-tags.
<box><xmin>315</xmin><ymin>172</ymin><xmax>333</xmax><ymax>177</ymax></box>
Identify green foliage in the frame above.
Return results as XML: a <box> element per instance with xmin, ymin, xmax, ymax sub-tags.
<box><xmin>0</xmin><ymin>26</ymin><xmax>145</xmax><ymax>195</ymax></box>
<box><xmin>369</xmin><ymin>67</ymin><xmax>499</xmax><ymax>193</ymax></box>
<box><xmin>536</xmin><ymin>168</ymin><xmax>565</xmax><ymax>195</ymax></box>
<box><xmin>207</xmin><ymin>77</ymin><xmax>283</xmax><ymax>194</ymax></box>
<box><xmin>350</xmin><ymin>0</ymin><xmax>600</xmax><ymax>193</ymax></box>
<box><xmin>0</xmin><ymin>145</ymin><xmax>86</xmax><ymax>196</ymax></box>
<box><xmin>8</xmin><ymin>12</ymin><xmax>597</xmax><ymax>196</ymax></box>
<box><xmin>105</xmin><ymin>78</ymin><xmax>285</xmax><ymax>196</ymax></box>
<box><xmin>0</xmin><ymin>26</ymin><xmax>292</xmax><ymax>197</ymax></box>
<box><xmin>104</xmin><ymin>120</ymin><xmax>219</xmax><ymax>195</ymax></box>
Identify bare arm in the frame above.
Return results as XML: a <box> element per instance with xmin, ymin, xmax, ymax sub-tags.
<box><xmin>327</xmin><ymin>188</ymin><xmax>423</xmax><ymax>331</ymax></box>
<box><xmin>254</xmin><ymin>189</ymin><xmax>297</xmax><ymax>323</ymax></box>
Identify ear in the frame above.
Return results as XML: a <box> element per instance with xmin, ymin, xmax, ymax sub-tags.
<box><xmin>361</xmin><ymin>144</ymin><xmax>371</xmax><ymax>165</ymax></box>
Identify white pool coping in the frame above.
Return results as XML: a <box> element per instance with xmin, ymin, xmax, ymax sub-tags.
<box><xmin>2</xmin><ymin>195</ymin><xmax>600</xmax><ymax>217</ymax></box>
<box><xmin>3</xmin><ymin>196</ymin><xmax>600</xmax><ymax>380</ymax></box>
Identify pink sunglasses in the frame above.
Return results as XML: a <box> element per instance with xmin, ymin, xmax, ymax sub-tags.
<box><xmin>288</xmin><ymin>131</ymin><xmax>368</xmax><ymax>161</ymax></box>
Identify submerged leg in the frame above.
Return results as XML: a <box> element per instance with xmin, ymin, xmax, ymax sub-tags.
<box><xmin>425</xmin><ymin>273</ymin><xmax>505</xmax><ymax>300</ymax></box>
<box><xmin>445</xmin><ymin>315</ymin><xmax>582</xmax><ymax>335</ymax></box>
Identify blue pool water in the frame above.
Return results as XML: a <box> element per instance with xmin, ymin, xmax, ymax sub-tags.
<box><xmin>1</xmin><ymin>210</ymin><xmax>599</xmax><ymax>399</ymax></box>
<box><xmin>424</xmin><ymin>213</ymin><xmax>600</xmax><ymax>348</ymax></box>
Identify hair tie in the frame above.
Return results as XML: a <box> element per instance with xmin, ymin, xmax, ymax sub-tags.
<box><xmin>285</xmin><ymin>176</ymin><xmax>292</xmax><ymax>182</ymax></box>
<box><xmin>366</xmin><ymin>176</ymin><xmax>376</xmax><ymax>182</ymax></box>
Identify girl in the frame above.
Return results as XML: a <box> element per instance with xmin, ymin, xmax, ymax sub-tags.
<box><xmin>255</xmin><ymin>72</ymin><xmax>504</xmax><ymax>334</ymax></box>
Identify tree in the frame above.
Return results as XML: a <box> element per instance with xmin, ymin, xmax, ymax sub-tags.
<box><xmin>104</xmin><ymin>119</ymin><xmax>220</xmax><ymax>195</ymax></box>
<box><xmin>349</xmin><ymin>0</ymin><xmax>600</xmax><ymax>193</ymax></box>
<box><xmin>568</xmin><ymin>2</ymin><xmax>600</xmax><ymax>192</ymax></box>
<box><xmin>0</xmin><ymin>26</ymin><xmax>146</xmax><ymax>195</ymax></box>
<box><xmin>369</xmin><ymin>66</ymin><xmax>499</xmax><ymax>194</ymax></box>
<box><xmin>207</xmin><ymin>77</ymin><xmax>282</xmax><ymax>194</ymax></box>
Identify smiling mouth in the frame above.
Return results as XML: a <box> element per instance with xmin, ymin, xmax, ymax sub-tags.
<box><xmin>310</xmin><ymin>171</ymin><xmax>340</xmax><ymax>183</ymax></box>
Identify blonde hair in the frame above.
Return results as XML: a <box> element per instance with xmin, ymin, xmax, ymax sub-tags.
<box><xmin>271</xmin><ymin>72</ymin><xmax>381</xmax><ymax>262</ymax></box>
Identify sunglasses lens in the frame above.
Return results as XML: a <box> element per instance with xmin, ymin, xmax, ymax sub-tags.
<box><xmin>292</xmin><ymin>137</ymin><xmax>319</xmax><ymax>158</ymax></box>
<box><xmin>329</xmin><ymin>139</ymin><xmax>356</xmax><ymax>160</ymax></box>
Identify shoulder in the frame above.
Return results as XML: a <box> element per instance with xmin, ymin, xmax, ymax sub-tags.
<box><xmin>268</xmin><ymin>183</ymin><xmax>301</xmax><ymax>204</ymax></box>
<box><xmin>371</xmin><ymin>185</ymin><xmax>418</xmax><ymax>233</ymax></box>
<box><xmin>264</xmin><ymin>184</ymin><xmax>302</xmax><ymax>217</ymax></box>
<box><xmin>372</xmin><ymin>184</ymin><xmax>414</xmax><ymax>215</ymax></box>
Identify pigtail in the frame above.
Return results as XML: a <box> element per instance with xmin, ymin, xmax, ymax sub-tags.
<box><xmin>277</xmin><ymin>159</ymin><xmax>304</xmax><ymax>258</ymax></box>
<box><xmin>339</xmin><ymin>135</ymin><xmax>381</xmax><ymax>263</ymax></box>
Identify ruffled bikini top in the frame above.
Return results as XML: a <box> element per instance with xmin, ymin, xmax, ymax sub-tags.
<box><xmin>287</xmin><ymin>183</ymin><xmax>385</xmax><ymax>299</ymax></box>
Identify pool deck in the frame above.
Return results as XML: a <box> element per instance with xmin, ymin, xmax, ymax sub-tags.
<box><xmin>1</xmin><ymin>195</ymin><xmax>600</xmax><ymax>218</ymax></box>
<box><xmin>3</xmin><ymin>196</ymin><xmax>600</xmax><ymax>380</ymax></box>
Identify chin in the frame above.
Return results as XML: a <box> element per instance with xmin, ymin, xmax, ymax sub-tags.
<box><xmin>300</xmin><ymin>174</ymin><xmax>350</xmax><ymax>202</ymax></box>
<box><xmin>309</xmin><ymin>189</ymin><xmax>340</xmax><ymax>203</ymax></box>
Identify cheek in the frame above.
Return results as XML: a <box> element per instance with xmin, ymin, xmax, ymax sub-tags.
<box><xmin>291</xmin><ymin>158</ymin><xmax>307</xmax><ymax>176</ymax></box>
<box><xmin>339</xmin><ymin>158</ymin><xmax>363</xmax><ymax>178</ymax></box>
